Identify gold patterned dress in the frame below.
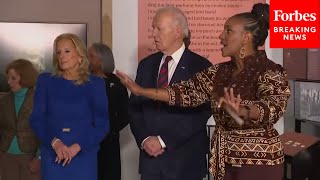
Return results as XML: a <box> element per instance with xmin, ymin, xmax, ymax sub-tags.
<box><xmin>167</xmin><ymin>51</ymin><xmax>291</xmax><ymax>180</ymax></box>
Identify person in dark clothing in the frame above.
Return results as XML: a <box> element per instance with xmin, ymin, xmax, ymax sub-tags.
<box><xmin>88</xmin><ymin>43</ymin><xmax>129</xmax><ymax>180</ymax></box>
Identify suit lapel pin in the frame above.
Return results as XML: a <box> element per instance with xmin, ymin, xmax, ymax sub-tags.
<box><xmin>110</xmin><ymin>83</ymin><xmax>114</xmax><ymax>87</ymax></box>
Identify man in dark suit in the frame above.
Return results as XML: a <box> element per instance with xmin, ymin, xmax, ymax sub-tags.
<box><xmin>129</xmin><ymin>6</ymin><xmax>212</xmax><ymax>180</ymax></box>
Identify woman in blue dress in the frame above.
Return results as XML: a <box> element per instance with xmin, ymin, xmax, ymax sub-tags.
<box><xmin>30</xmin><ymin>33</ymin><xmax>110</xmax><ymax>180</ymax></box>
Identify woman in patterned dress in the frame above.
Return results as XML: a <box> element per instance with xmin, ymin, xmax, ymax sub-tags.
<box><xmin>116</xmin><ymin>3</ymin><xmax>290</xmax><ymax>180</ymax></box>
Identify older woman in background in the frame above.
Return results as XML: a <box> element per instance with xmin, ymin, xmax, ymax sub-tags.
<box><xmin>88</xmin><ymin>43</ymin><xmax>128</xmax><ymax>180</ymax></box>
<box><xmin>0</xmin><ymin>59</ymin><xmax>40</xmax><ymax>180</ymax></box>
<box><xmin>30</xmin><ymin>33</ymin><xmax>110</xmax><ymax>180</ymax></box>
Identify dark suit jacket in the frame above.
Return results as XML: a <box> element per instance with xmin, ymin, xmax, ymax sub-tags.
<box><xmin>103</xmin><ymin>73</ymin><xmax>129</xmax><ymax>136</ymax></box>
<box><xmin>129</xmin><ymin>48</ymin><xmax>212</xmax><ymax>179</ymax></box>
<box><xmin>98</xmin><ymin>73</ymin><xmax>129</xmax><ymax>180</ymax></box>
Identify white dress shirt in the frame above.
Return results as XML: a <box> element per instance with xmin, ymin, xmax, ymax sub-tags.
<box><xmin>142</xmin><ymin>43</ymin><xmax>186</xmax><ymax>149</ymax></box>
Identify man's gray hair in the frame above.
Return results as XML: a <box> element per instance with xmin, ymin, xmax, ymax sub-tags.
<box><xmin>155</xmin><ymin>6</ymin><xmax>189</xmax><ymax>38</ymax></box>
<box><xmin>90</xmin><ymin>43</ymin><xmax>115</xmax><ymax>73</ymax></box>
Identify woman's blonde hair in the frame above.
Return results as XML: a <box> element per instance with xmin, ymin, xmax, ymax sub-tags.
<box><xmin>6</xmin><ymin>59</ymin><xmax>39</xmax><ymax>88</ymax></box>
<box><xmin>52</xmin><ymin>33</ymin><xmax>89</xmax><ymax>85</ymax></box>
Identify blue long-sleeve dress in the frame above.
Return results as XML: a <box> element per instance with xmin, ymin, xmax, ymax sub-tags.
<box><xmin>30</xmin><ymin>73</ymin><xmax>110</xmax><ymax>180</ymax></box>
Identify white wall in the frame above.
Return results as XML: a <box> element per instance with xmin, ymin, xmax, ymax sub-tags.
<box><xmin>113</xmin><ymin>1</ymin><xmax>140</xmax><ymax>180</ymax></box>
<box><xmin>113</xmin><ymin>1</ymin><xmax>283</xmax><ymax>180</ymax></box>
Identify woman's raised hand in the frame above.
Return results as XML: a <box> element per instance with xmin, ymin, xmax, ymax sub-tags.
<box><xmin>218</xmin><ymin>88</ymin><xmax>241</xmax><ymax>114</ymax></box>
<box><xmin>218</xmin><ymin>87</ymin><xmax>244</xmax><ymax>126</ymax></box>
<box><xmin>116</xmin><ymin>70</ymin><xmax>143</xmax><ymax>96</ymax></box>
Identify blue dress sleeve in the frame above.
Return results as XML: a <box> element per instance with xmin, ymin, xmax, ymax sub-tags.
<box><xmin>75</xmin><ymin>77</ymin><xmax>110</xmax><ymax>151</ymax></box>
<box><xmin>30</xmin><ymin>73</ymin><xmax>54</xmax><ymax>147</ymax></box>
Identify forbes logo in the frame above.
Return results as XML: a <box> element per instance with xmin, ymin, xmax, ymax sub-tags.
<box><xmin>274</xmin><ymin>10</ymin><xmax>317</xmax><ymax>22</ymax></box>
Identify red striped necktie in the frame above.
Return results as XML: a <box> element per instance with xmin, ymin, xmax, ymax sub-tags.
<box><xmin>157</xmin><ymin>56</ymin><xmax>172</xmax><ymax>88</ymax></box>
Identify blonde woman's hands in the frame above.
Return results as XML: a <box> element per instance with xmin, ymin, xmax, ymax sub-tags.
<box><xmin>52</xmin><ymin>139</ymin><xmax>70</xmax><ymax>165</ymax></box>
<box><xmin>62</xmin><ymin>143</ymin><xmax>81</xmax><ymax>165</ymax></box>
<box><xmin>53</xmin><ymin>141</ymin><xmax>81</xmax><ymax>166</ymax></box>
<box><xmin>116</xmin><ymin>70</ymin><xmax>143</xmax><ymax>96</ymax></box>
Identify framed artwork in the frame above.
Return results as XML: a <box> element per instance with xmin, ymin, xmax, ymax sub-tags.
<box><xmin>0</xmin><ymin>22</ymin><xmax>87</xmax><ymax>92</ymax></box>
<box><xmin>294</xmin><ymin>80</ymin><xmax>320</xmax><ymax>122</ymax></box>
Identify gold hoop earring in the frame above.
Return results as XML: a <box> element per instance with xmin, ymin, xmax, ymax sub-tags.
<box><xmin>239</xmin><ymin>47</ymin><xmax>245</xmax><ymax>59</ymax></box>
